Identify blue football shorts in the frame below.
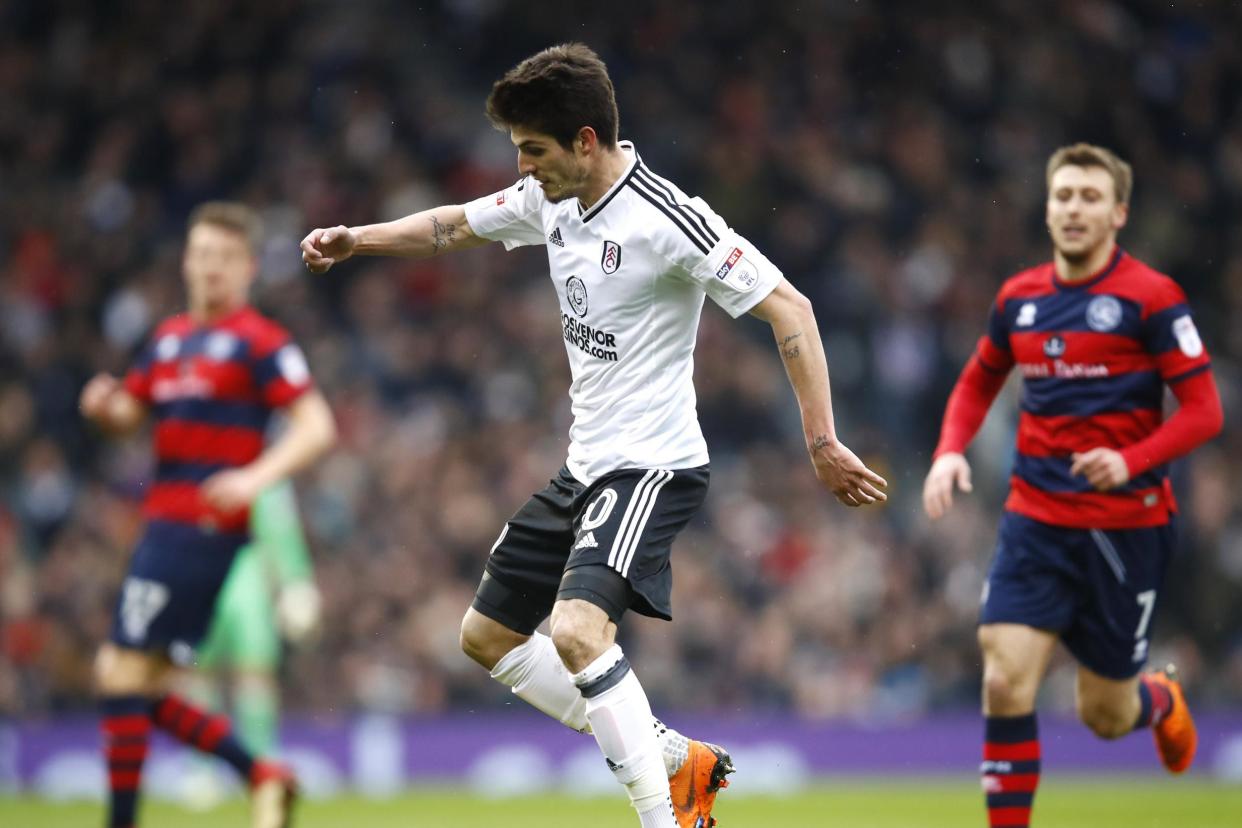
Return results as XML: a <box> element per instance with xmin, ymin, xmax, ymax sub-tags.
<box><xmin>980</xmin><ymin>510</ymin><xmax>1175</xmax><ymax>679</ymax></box>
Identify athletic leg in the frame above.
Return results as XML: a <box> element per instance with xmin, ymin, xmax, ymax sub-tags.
<box><xmin>552</xmin><ymin>594</ymin><xmax>676</xmax><ymax>828</ymax></box>
<box><xmin>978</xmin><ymin>623</ymin><xmax>1057</xmax><ymax>828</ymax></box>
<box><xmin>1065</xmin><ymin>521</ymin><xmax>1193</xmax><ymax>772</ymax></box>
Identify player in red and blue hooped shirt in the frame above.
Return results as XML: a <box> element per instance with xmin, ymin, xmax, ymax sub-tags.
<box><xmin>80</xmin><ymin>202</ymin><xmax>336</xmax><ymax>828</ymax></box>
<box><xmin>923</xmin><ymin>144</ymin><xmax>1222</xmax><ymax>828</ymax></box>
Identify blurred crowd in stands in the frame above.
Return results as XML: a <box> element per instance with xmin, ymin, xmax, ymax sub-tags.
<box><xmin>2</xmin><ymin>0</ymin><xmax>1242</xmax><ymax>719</ymax></box>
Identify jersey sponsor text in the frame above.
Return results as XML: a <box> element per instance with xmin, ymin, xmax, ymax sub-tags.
<box><xmin>562</xmin><ymin>313</ymin><xmax>618</xmax><ymax>361</ymax></box>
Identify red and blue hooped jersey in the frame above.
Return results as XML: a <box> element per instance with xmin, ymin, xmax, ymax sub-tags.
<box><xmin>972</xmin><ymin>249</ymin><xmax>1212</xmax><ymax>528</ymax></box>
<box><xmin>124</xmin><ymin>306</ymin><xmax>312</xmax><ymax>534</ymax></box>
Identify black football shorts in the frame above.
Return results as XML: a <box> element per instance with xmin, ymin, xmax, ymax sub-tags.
<box><xmin>471</xmin><ymin>464</ymin><xmax>709</xmax><ymax>634</ymax></box>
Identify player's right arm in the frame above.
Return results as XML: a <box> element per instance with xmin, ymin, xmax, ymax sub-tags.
<box><xmin>79</xmin><ymin>373</ymin><xmax>147</xmax><ymax>436</ymax></box>
<box><xmin>922</xmin><ymin>295</ymin><xmax>1016</xmax><ymax>520</ymax></box>
<box><xmin>300</xmin><ymin>204</ymin><xmax>489</xmax><ymax>273</ymax></box>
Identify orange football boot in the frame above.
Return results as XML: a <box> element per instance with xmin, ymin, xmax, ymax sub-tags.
<box><xmin>250</xmin><ymin>760</ymin><xmax>298</xmax><ymax>828</ymax></box>
<box><xmin>1147</xmin><ymin>665</ymin><xmax>1197</xmax><ymax>774</ymax></box>
<box><xmin>669</xmin><ymin>740</ymin><xmax>735</xmax><ymax>828</ymax></box>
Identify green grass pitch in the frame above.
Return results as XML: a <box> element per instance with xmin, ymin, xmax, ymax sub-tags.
<box><xmin>4</xmin><ymin>779</ymin><xmax>1240</xmax><ymax>827</ymax></box>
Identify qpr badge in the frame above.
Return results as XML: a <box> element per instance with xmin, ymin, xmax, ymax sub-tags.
<box><xmin>204</xmin><ymin>331</ymin><xmax>237</xmax><ymax>361</ymax></box>
<box><xmin>601</xmin><ymin>240</ymin><xmax>621</xmax><ymax>274</ymax></box>
<box><xmin>566</xmin><ymin>276</ymin><xmax>589</xmax><ymax>318</ymax></box>
<box><xmin>154</xmin><ymin>334</ymin><xmax>181</xmax><ymax>362</ymax></box>
<box><xmin>1085</xmin><ymin>295</ymin><xmax>1122</xmax><ymax>332</ymax></box>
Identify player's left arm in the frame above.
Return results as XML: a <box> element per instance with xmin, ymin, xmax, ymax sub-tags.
<box><xmin>749</xmin><ymin>279</ymin><xmax>888</xmax><ymax>507</ymax></box>
<box><xmin>1071</xmin><ymin>289</ymin><xmax>1224</xmax><ymax>491</ymax></box>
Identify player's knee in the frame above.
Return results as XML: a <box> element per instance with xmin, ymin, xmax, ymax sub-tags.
<box><xmin>549</xmin><ymin>620</ymin><xmax>591</xmax><ymax>669</ymax></box>
<box><xmin>982</xmin><ymin>664</ymin><xmax>1029</xmax><ymax>712</ymax></box>
<box><xmin>549</xmin><ymin>614</ymin><xmax>606</xmax><ymax>674</ymax></box>
<box><xmin>93</xmin><ymin>647</ymin><xmax>119</xmax><ymax>694</ymax></box>
<box><xmin>1077</xmin><ymin>698</ymin><xmax>1132</xmax><ymax>739</ymax></box>
<box><xmin>459</xmin><ymin>612</ymin><xmax>495</xmax><ymax>667</ymax></box>
<box><xmin>94</xmin><ymin>645</ymin><xmax>159</xmax><ymax>696</ymax></box>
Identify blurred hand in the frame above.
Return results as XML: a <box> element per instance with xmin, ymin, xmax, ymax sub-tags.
<box><xmin>811</xmin><ymin>438</ymin><xmax>888</xmax><ymax>507</ymax></box>
<box><xmin>277</xmin><ymin>580</ymin><xmax>322</xmax><ymax>644</ymax></box>
<box><xmin>201</xmin><ymin>467</ymin><xmax>265</xmax><ymax>513</ymax></box>
<box><xmin>300</xmin><ymin>225</ymin><xmax>356</xmax><ymax>274</ymax></box>
<box><xmin>923</xmin><ymin>452</ymin><xmax>972</xmax><ymax>520</ymax></box>
<box><xmin>79</xmin><ymin>373</ymin><xmax>121</xmax><ymax>420</ymax></box>
<box><xmin>1070</xmin><ymin>447</ymin><xmax>1130</xmax><ymax>491</ymax></box>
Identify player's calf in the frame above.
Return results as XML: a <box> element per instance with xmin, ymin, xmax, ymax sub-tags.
<box><xmin>1076</xmin><ymin>698</ymin><xmax>1136</xmax><ymax>740</ymax></box>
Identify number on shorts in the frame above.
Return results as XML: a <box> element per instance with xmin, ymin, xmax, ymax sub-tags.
<box><xmin>1134</xmin><ymin>589</ymin><xmax>1156</xmax><ymax>640</ymax></box>
<box><xmin>119</xmin><ymin>577</ymin><xmax>170</xmax><ymax>640</ymax></box>
<box><xmin>580</xmin><ymin>488</ymin><xmax>618</xmax><ymax>531</ymax></box>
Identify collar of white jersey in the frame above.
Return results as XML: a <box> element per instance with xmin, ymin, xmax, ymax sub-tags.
<box><xmin>578</xmin><ymin>140</ymin><xmax>639</xmax><ymax>223</ymax></box>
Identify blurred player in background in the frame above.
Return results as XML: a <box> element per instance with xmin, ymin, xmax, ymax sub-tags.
<box><xmin>80</xmin><ymin>202</ymin><xmax>337</xmax><ymax>828</ymax></box>
<box><xmin>302</xmin><ymin>42</ymin><xmax>886</xmax><ymax>828</ymax></box>
<box><xmin>180</xmin><ymin>480</ymin><xmax>321</xmax><ymax>808</ymax></box>
<box><xmin>923</xmin><ymin>144</ymin><xmax>1223</xmax><ymax>827</ymax></box>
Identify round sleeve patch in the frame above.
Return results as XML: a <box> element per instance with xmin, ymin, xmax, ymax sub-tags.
<box><xmin>276</xmin><ymin>344</ymin><xmax>311</xmax><ymax>385</ymax></box>
<box><xmin>723</xmin><ymin>257</ymin><xmax>760</xmax><ymax>292</ymax></box>
<box><xmin>1171</xmin><ymin>315</ymin><xmax>1203</xmax><ymax>358</ymax></box>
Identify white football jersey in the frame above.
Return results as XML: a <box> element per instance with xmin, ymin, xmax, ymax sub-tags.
<box><xmin>464</xmin><ymin>142</ymin><xmax>782</xmax><ymax>484</ymax></box>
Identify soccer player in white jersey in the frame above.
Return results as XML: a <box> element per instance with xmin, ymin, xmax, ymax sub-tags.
<box><xmin>302</xmin><ymin>43</ymin><xmax>887</xmax><ymax>828</ymax></box>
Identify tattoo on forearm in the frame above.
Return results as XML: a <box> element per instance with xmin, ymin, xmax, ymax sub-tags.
<box><xmin>781</xmin><ymin>332</ymin><xmax>802</xmax><ymax>360</ymax></box>
<box><xmin>812</xmin><ymin>434</ymin><xmax>831</xmax><ymax>452</ymax></box>
<box><xmin>431</xmin><ymin>216</ymin><xmax>456</xmax><ymax>251</ymax></box>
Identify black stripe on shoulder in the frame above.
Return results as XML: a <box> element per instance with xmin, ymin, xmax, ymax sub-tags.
<box><xmin>634</xmin><ymin>165</ymin><xmax>719</xmax><ymax>244</ymax></box>
<box><xmin>626</xmin><ymin>180</ymin><xmax>711</xmax><ymax>255</ymax></box>
<box><xmin>976</xmin><ymin>354</ymin><xmax>1011</xmax><ymax>375</ymax></box>
<box><xmin>1167</xmin><ymin>363</ymin><xmax>1211</xmax><ymax>385</ymax></box>
<box><xmin>582</xmin><ymin>164</ymin><xmax>638</xmax><ymax>223</ymax></box>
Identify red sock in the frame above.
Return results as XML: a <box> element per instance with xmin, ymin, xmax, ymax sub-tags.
<box><xmin>982</xmin><ymin>714</ymin><xmax>1040</xmax><ymax>828</ymax></box>
<box><xmin>1135</xmin><ymin>674</ymin><xmax>1174</xmax><ymax>729</ymax></box>
<box><xmin>149</xmin><ymin>693</ymin><xmax>255</xmax><ymax>778</ymax></box>
<box><xmin>101</xmin><ymin>696</ymin><xmax>151</xmax><ymax>828</ymax></box>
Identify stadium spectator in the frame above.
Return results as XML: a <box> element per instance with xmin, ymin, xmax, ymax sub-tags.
<box><xmin>0</xmin><ymin>1</ymin><xmax>1238</xmax><ymax>723</ymax></box>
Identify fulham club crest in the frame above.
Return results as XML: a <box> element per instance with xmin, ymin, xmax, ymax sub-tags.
<box><xmin>601</xmin><ymin>240</ymin><xmax>621</xmax><ymax>274</ymax></box>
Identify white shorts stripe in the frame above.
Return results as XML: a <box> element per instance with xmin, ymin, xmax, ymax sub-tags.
<box><xmin>619</xmin><ymin>470</ymin><xmax>674</xmax><ymax>577</ymax></box>
<box><xmin>611</xmin><ymin>470</ymin><xmax>663</xmax><ymax>574</ymax></box>
<box><xmin>1089</xmin><ymin>528</ymin><xmax>1127</xmax><ymax>583</ymax></box>
<box><xmin>607</xmin><ymin>469</ymin><xmax>661</xmax><ymax>569</ymax></box>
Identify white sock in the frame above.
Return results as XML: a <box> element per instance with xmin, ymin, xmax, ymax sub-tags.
<box><xmin>637</xmin><ymin>797</ymin><xmax>679</xmax><ymax>828</ymax></box>
<box><xmin>572</xmin><ymin>645</ymin><xmax>676</xmax><ymax>826</ymax></box>
<box><xmin>490</xmin><ymin>633</ymin><xmax>589</xmax><ymax>731</ymax></box>
<box><xmin>490</xmin><ymin>635</ymin><xmax>695</xmax><ymax>778</ymax></box>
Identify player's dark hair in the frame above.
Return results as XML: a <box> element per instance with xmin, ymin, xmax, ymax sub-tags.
<box><xmin>486</xmin><ymin>43</ymin><xmax>619</xmax><ymax>150</ymax></box>
<box><xmin>187</xmin><ymin>201</ymin><xmax>263</xmax><ymax>253</ymax></box>
<box><xmin>1046</xmin><ymin>143</ymin><xmax>1133</xmax><ymax>205</ymax></box>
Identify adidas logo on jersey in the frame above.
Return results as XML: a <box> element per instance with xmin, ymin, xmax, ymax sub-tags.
<box><xmin>549</xmin><ymin>227</ymin><xmax>565</xmax><ymax>247</ymax></box>
<box><xmin>574</xmin><ymin>531</ymin><xmax>599</xmax><ymax>550</ymax></box>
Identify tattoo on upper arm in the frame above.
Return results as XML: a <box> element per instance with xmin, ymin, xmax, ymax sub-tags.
<box><xmin>781</xmin><ymin>332</ymin><xmax>802</xmax><ymax>360</ymax></box>
<box><xmin>431</xmin><ymin>216</ymin><xmax>457</xmax><ymax>251</ymax></box>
